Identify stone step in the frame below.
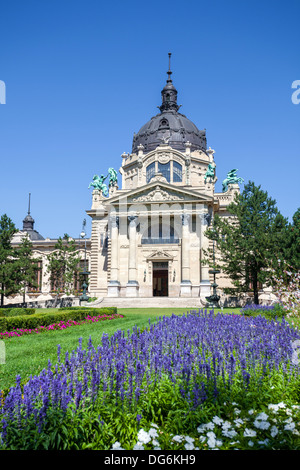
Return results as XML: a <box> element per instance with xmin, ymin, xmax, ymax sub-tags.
<box><xmin>83</xmin><ymin>296</ymin><xmax>207</xmax><ymax>309</ymax></box>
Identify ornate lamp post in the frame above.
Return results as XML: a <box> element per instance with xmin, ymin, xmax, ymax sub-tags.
<box><xmin>79</xmin><ymin>219</ymin><xmax>90</xmax><ymax>303</ymax></box>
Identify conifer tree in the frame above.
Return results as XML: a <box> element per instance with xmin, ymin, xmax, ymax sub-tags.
<box><xmin>0</xmin><ymin>214</ymin><xmax>18</xmax><ymax>306</ymax></box>
<box><xmin>14</xmin><ymin>235</ymin><xmax>40</xmax><ymax>303</ymax></box>
<box><xmin>284</xmin><ymin>208</ymin><xmax>300</xmax><ymax>271</ymax></box>
<box><xmin>204</xmin><ymin>181</ymin><xmax>288</xmax><ymax>304</ymax></box>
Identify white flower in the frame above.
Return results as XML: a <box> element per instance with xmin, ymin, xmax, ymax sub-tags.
<box><xmin>150</xmin><ymin>423</ymin><xmax>159</xmax><ymax>428</ymax></box>
<box><xmin>234</xmin><ymin>418</ymin><xmax>244</xmax><ymax>428</ymax></box>
<box><xmin>112</xmin><ymin>441</ymin><xmax>124</xmax><ymax>450</ymax></box>
<box><xmin>197</xmin><ymin>424</ymin><xmax>206</xmax><ymax>433</ymax></box>
<box><xmin>256</xmin><ymin>412</ymin><xmax>269</xmax><ymax>421</ymax></box>
<box><xmin>133</xmin><ymin>442</ymin><xmax>145</xmax><ymax>450</ymax></box>
<box><xmin>185</xmin><ymin>436</ymin><xmax>194</xmax><ymax>444</ymax></box>
<box><xmin>207</xmin><ymin>431</ymin><xmax>216</xmax><ymax>439</ymax></box>
<box><xmin>284</xmin><ymin>422</ymin><xmax>295</xmax><ymax>431</ymax></box>
<box><xmin>254</xmin><ymin>420</ymin><xmax>270</xmax><ymax>430</ymax></box>
<box><xmin>222</xmin><ymin>429</ymin><xmax>238</xmax><ymax>438</ymax></box>
<box><xmin>137</xmin><ymin>429</ymin><xmax>151</xmax><ymax>444</ymax></box>
<box><xmin>152</xmin><ymin>439</ymin><xmax>160</xmax><ymax>446</ymax></box>
<box><xmin>248</xmin><ymin>409</ymin><xmax>254</xmax><ymax>415</ymax></box>
<box><xmin>172</xmin><ymin>435</ymin><xmax>184</xmax><ymax>443</ymax></box>
<box><xmin>185</xmin><ymin>443</ymin><xmax>195</xmax><ymax>450</ymax></box>
<box><xmin>268</xmin><ymin>404</ymin><xmax>279</xmax><ymax>413</ymax></box>
<box><xmin>234</xmin><ymin>408</ymin><xmax>241</xmax><ymax>415</ymax></box>
<box><xmin>207</xmin><ymin>436</ymin><xmax>216</xmax><ymax>448</ymax></box>
<box><xmin>258</xmin><ymin>439</ymin><xmax>269</xmax><ymax>446</ymax></box>
<box><xmin>212</xmin><ymin>416</ymin><xmax>224</xmax><ymax>426</ymax></box>
<box><xmin>153</xmin><ymin>446</ymin><xmax>161</xmax><ymax>450</ymax></box>
<box><xmin>205</xmin><ymin>422</ymin><xmax>215</xmax><ymax>430</ymax></box>
<box><xmin>277</xmin><ymin>402</ymin><xmax>286</xmax><ymax>409</ymax></box>
<box><xmin>270</xmin><ymin>426</ymin><xmax>278</xmax><ymax>437</ymax></box>
<box><xmin>199</xmin><ymin>436</ymin><xmax>206</xmax><ymax>443</ymax></box>
<box><xmin>248</xmin><ymin>441</ymin><xmax>254</xmax><ymax>447</ymax></box>
<box><xmin>244</xmin><ymin>428</ymin><xmax>257</xmax><ymax>437</ymax></box>
<box><xmin>268</xmin><ymin>402</ymin><xmax>286</xmax><ymax>413</ymax></box>
<box><xmin>148</xmin><ymin>428</ymin><xmax>158</xmax><ymax>438</ymax></box>
<box><xmin>222</xmin><ymin>420</ymin><xmax>233</xmax><ymax>430</ymax></box>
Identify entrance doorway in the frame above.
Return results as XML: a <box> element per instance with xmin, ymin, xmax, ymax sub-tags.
<box><xmin>153</xmin><ymin>262</ymin><xmax>168</xmax><ymax>297</ymax></box>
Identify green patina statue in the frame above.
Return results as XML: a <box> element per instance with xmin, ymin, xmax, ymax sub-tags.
<box><xmin>222</xmin><ymin>169</ymin><xmax>244</xmax><ymax>192</ymax></box>
<box><xmin>88</xmin><ymin>174</ymin><xmax>109</xmax><ymax>196</ymax></box>
<box><xmin>204</xmin><ymin>162</ymin><xmax>216</xmax><ymax>183</ymax></box>
<box><xmin>108</xmin><ymin>167</ymin><xmax>118</xmax><ymax>187</ymax></box>
<box><xmin>88</xmin><ymin>168</ymin><xmax>118</xmax><ymax>197</ymax></box>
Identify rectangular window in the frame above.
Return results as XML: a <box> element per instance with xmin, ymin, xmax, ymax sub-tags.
<box><xmin>173</xmin><ymin>161</ymin><xmax>182</xmax><ymax>182</ymax></box>
<box><xmin>158</xmin><ymin>162</ymin><xmax>170</xmax><ymax>182</ymax></box>
<box><xmin>146</xmin><ymin>162</ymin><xmax>156</xmax><ymax>183</ymax></box>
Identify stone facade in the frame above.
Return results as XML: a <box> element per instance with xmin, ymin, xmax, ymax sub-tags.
<box><xmin>86</xmin><ymin>142</ymin><xmax>239</xmax><ymax>303</ymax></box>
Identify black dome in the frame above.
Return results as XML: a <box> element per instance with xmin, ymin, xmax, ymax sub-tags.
<box><xmin>132</xmin><ymin>110</ymin><xmax>207</xmax><ymax>154</ymax></box>
<box><xmin>132</xmin><ymin>55</ymin><xmax>206</xmax><ymax>154</ymax></box>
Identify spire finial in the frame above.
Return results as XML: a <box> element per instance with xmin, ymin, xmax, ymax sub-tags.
<box><xmin>167</xmin><ymin>52</ymin><xmax>172</xmax><ymax>82</ymax></box>
<box><xmin>28</xmin><ymin>193</ymin><xmax>31</xmax><ymax>215</ymax></box>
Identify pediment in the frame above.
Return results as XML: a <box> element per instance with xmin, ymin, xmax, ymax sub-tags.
<box><xmin>107</xmin><ymin>180</ymin><xmax>212</xmax><ymax>205</ymax></box>
<box><xmin>146</xmin><ymin>250</ymin><xmax>174</xmax><ymax>261</ymax></box>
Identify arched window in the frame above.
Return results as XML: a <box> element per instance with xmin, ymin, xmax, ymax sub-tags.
<box><xmin>158</xmin><ymin>162</ymin><xmax>170</xmax><ymax>182</ymax></box>
<box><xmin>146</xmin><ymin>162</ymin><xmax>156</xmax><ymax>183</ymax></box>
<box><xmin>173</xmin><ymin>161</ymin><xmax>182</xmax><ymax>182</ymax></box>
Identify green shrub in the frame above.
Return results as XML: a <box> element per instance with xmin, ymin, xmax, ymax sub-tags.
<box><xmin>240</xmin><ymin>303</ymin><xmax>286</xmax><ymax>319</ymax></box>
<box><xmin>0</xmin><ymin>307</ymin><xmax>118</xmax><ymax>332</ymax></box>
<box><xmin>0</xmin><ymin>308</ymin><xmax>36</xmax><ymax>317</ymax></box>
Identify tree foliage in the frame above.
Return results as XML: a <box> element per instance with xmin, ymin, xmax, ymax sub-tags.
<box><xmin>14</xmin><ymin>236</ymin><xmax>40</xmax><ymax>303</ymax></box>
<box><xmin>0</xmin><ymin>214</ymin><xmax>41</xmax><ymax>305</ymax></box>
<box><xmin>47</xmin><ymin>234</ymin><xmax>81</xmax><ymax>302</ymax></box>
<box><xmin>204</xmin><ymin>181</ymin><xmax>289</xmax><ymax>304</ymax></box>
<box><xmin>0</xmin><ymin>214</ymin><xmax>18</xmax><ymax>306</ymax></box>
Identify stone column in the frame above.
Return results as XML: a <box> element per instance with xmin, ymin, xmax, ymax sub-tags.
<box><xmin>126</xmin><ymin>215</ymin><xmax>139</xmax><ymax>297</ymax></box>
<box><xmin>107</xmin><ymin>215</ymin><xmax>120</xmax><ymax>297</ymax></box>
<box><xmin>180</xmin><ymin>213</ymin><xmax>192</xmax><ymax>297</ymax></box>
<box><xmin>199</xmin><ymin>210</ymin><xmax>211</xmax><ymax>300</ymax></box>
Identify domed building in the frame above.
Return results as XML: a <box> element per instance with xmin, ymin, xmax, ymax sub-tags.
<box><xmin>86</xmin><ymin>55</ymin><xmax>241</xmax><ymax>305</ymax></box>
<box><xmin>7</xmin><ymin>55</ymin><xmax>242</xmax><ymax>307</ymax></box>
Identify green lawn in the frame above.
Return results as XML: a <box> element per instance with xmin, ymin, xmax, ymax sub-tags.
<box><xmin>0</xmin><ymin>306</ymin><xmax>298</xmax><ymax>392</ymax></box>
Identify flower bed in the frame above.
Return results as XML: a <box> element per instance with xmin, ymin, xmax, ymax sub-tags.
<box><xmin>1</xmin><ymin>309</ymin><xmax>300</xmax><ymax>450</ymax></box>
<box><xmin>0</xmin><ymin>312</ymin><xmax>124</xmax><ymax>339</ymax></box>
<box><xmin>112</xmin><ymin>401</ymin><xmax>300</xmax><ymax>450</ymax></box>
<box><xmin>0</xmin><ymin>307</ymin><xmax>117</xmax><ymax>333</ymax></box>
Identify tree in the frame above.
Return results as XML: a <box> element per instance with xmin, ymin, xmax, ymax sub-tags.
<box><xmin>14</xmin><ymin>235</ymin><xmax>40</xmax><ymax>303</ymax></box>
<box><xmin>47</xmin><ymin>234</ymin><xmax>81</xmax><ymax>306</ymax></box>
<box><xmin>204</xmin><ymin>181</ymin><xmax>288</xmax><ymax>304</ymax></box>
<box><xmin>0</xmin><ymin>214</ymin><xmax>18</xmax><ymax>306</ymax></box>
<box><xmin>282</xmin><ymin>208</ymin><xmax>300</xmax><ymax>272</ymax></box>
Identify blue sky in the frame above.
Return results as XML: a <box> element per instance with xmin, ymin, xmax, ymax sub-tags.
<box><xmin>0</xmin><ymin>0</ymin><xmax>299</xmax><ymax>239</ymax></box>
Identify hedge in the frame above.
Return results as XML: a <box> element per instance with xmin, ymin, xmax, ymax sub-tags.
<box><xmin>0</xmin><ymin>308</ymin><xmax>36</xmax><ymax>318</ymax></box>
<box><xmin>0</xmin><ymin>307</ymin><xmax>118</xmax><ymax>333</ymax></box>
